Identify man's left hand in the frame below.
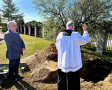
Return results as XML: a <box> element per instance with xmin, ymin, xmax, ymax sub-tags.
<box><xmin>23</xmin><ymin>48</ymin><xmax>25</xmax><ymax>51</ymax></box>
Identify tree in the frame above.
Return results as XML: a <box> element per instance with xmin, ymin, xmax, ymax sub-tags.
<box><xmin>33</xmin><ymin>0</ymin><xmax>112</xmax><ymax>40</ymax></box>
<box><xmin>0</xmin><ymin>16</ymin><xmax>2</xmax><ymax>24</ymax></box>
<box><xmin>15</xmin><ymin>15</ymin><xmax>25</xmax><ymax>25</ymax></box>
<box><xmin>33</xmin><ymin>0</ymin><xmax>69</xmax><ymax>28</ymax></box>
<box><xmin>43</xmin><ymin>16</ymin><xmax>65</xmax><ymax>41</ymax></box>
<box><xmin>0</xmin><ymin>0</ymin><xmax>24</xmax><ymax>23</ymax></box>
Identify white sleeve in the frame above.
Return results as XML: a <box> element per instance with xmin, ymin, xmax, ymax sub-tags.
<box><xmin>75</xmin><ymin>31</ymin><xmax>90</xmax><ymax>46</ymax></box>
<box><xmin>55</xmin><ymin>33</ymin><xmax>61</xmax><ymax>50</ymax></box>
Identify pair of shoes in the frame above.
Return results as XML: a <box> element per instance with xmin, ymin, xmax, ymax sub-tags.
<box><xmin>15</xmin><ymin>75</ymin><xmax>24</xmax><ymax>80</ymax></box>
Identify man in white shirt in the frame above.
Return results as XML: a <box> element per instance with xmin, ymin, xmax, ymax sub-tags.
<box><xmin>56</xmin><ymin>21</ymin><xmax>90</xmax><ymax>90</ymax></box>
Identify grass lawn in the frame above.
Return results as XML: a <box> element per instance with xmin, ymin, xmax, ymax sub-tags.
<box><xmin>0</xmin><ymin>28</ymin><xmax>2</xmax><ymax>32</ymax></box>
<box><xmin>0</xmin><ymin>34</ymin><xmax>54</xmax><ymax>64</ymax></box>
<box><xmin>108</xmin><ymin>36</ymin><xmax>112</xmax><ymax>39</ymax></box>
<box><xmin>81</xmin><ymin>44</ymin><xmax>112</xmax><ymax>63</ymax></box>
<box><xmin>0</xmin><ymin>34</ymin><xmax>112</xmax><ymax>90</ymax></box>
<box><xmin>0</xmin><ymin>34</ymin><xmax>112</xmax><ymax>64</ymax></box>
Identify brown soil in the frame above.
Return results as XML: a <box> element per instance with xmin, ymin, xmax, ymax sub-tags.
<box><xmin>80</xmin><ymin>59</ymin><xmax>112</xmax><ymax>83</ymax></box>
<box><xmin>24</xmin><ymin>44</ymin><xmax>58</xmax><ymax>83</ymax></box>
<box><xmin>26</xmin><ymin>44</ymin><xmax>57</xmax><ymax>70</ymax></box>
<box><xmin>1</xmin><ymin>44</ymin><xmax>112</xmax><ymax>90</ymax></box>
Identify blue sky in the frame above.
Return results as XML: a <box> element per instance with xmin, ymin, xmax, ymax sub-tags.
<box><xmin>0</xmin><ymin>0</ymin><xmax>43</xmax><ymax>23</ymax></box>
<box><xmin>0</xmin><ymin>0</ymin><xmax>111</xmax><ymax>23</ymax></box>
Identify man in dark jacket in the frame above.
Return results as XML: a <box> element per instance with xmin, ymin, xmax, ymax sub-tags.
<box><xmin>4</xmin><ymin>21</ymin><xmax>25</xmax><ymax>82</ymax></box>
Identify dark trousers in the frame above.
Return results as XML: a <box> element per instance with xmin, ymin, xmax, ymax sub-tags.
<box><xmin>9</xmin><ymin>58</ymin><xmax>20</xmax><ymax>78</ymax></box>
<box><xmin>58</xmin><ymin>69</ymin><xmax>80</xmax><ymax>90</ymax></box>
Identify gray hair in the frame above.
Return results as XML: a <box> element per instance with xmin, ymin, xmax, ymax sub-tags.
<box><xmin>7</xmin><ymin>21</ymin><xmax>17</xmax><ymax>28</ymax></box>
<box><xmin>66</xmin><ymin>21</ymin><xmax>74</xmax><ymax>27</ymax></box>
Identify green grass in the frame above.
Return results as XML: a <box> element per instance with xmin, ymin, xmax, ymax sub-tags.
<box><xmin>0</xmin><ymin>28</ymin><xmax>2</xmax><ymax>32</ymax></box>
<box><xmin>81</xmin><ymin>44</ymin><xmax>112</xmax><ymax>63</ymax></box>
<box><xmin>0</xmin><ymin>34</ymin><xmax>112</xmax><ymax>64</ymax></box>
<box><xmin>0</xmin><ymin>34</ymin><xmax>54</xmax><ymax>64</ymax></box>
<box><xmin>108</xmin><ymin>36</ymin><xmax>112</xmax><ymax>39</ymax></box>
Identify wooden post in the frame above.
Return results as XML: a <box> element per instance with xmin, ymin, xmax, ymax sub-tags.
<box><xmin>28</xmin><ymin>25</ymin><xmax>31</xmax><ymax>36</ymax></box>
<box><xmin>24</xmin><ymin>25</ymin><xmax>26</xmax><ymax>35</ymax></box>
<box><xmin>20</xmin><ymin>25</ymin><xmax>22</xmax><ymax>33</ymax></box>
<box><xmin>17</xmin><ymin>25</ymin><xmax>19</xmax><ymax>33</ymax></box>
<box><xmin>35</xmin><ymin>25</ymin><xmax>37</xmax><ymax>37</ymax></box>
<box><xmin>42</xmin><ymin>26</ymin><xmax>44</xmax><ymax>39</ymax></box>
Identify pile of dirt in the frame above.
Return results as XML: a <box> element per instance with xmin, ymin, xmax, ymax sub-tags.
<box><xmin>24</xmin><ymin>43</ymin><xmax>112</xmax><ymax>84</ymax></box>
<box><xmin>1</xmin><ymin>43</ymin><xmax>112</xmax><ymax>89</ymax></box>
<box><xmin>24</xmin><ymin>44</ymin><xmax>58</xmax><ymax>82</ymax></box>
<box><xmin>31</xmin><ymin>61</ymin><xmax>58</xmax><ymax>82</ymax></box>
<box><xmin>23</xmin><ymin>43</ymin><xmax>95</xmax><ymax>83</ymax></box>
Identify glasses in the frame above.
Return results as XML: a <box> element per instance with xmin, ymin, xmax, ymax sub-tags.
<box><xmin>12</xmin><ymin>25</ymin><xmax>17</xmax><ymax>27</ymax></box>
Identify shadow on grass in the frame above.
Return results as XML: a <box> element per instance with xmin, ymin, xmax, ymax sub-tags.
<box><xmin>0</xmin><ymin>39</ymin><xmax>4</xmax><ymax>42</ymax></box>
<box><xmin>0</xmin><ymin>63</ymin><xmax>27</xmax><ymax>68</ymax></box>
<box><xmin>1</xmin><ymin>78</ymin><xmax>37</xmax><ymax>90</ymax></box>
<box><xmin>81</xmin><ymin>45</ymin><xmax>112</xmax><ymax>63</ymax></box>
<box><xmin>15</xmin><ymin>80</ymin><xmax>37</xmax><ymax>90</ymax></box>
<box><xmin>81</xmin><ymin>45</ymin><xmax>96</xmax><ymax>52</ymax></box>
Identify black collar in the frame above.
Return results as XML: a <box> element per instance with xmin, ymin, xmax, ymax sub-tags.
<box><xmin>62</xmin><ymin>29</ymin><xmax>72</xmax><ymax>36</ymax></box>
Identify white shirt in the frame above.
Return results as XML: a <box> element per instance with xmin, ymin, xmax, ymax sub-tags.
<box><xmin>56</xmin><ymin>31</ymin><xmax>90</xmax><ymax>73</ymax></box>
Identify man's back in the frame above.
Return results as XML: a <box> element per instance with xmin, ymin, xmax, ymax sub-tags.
<box><xmin>57</xmin><ymin>21</ymin><xmax>89</xmax><ymax>90</ymax></box>
<box><xmin>56</xmin><ymin>30</ymin><xmax>90</xmax><ymax>73</ymax></box>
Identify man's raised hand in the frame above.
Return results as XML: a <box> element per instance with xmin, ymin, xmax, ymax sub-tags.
<box><xmin>82</xmin><ymin>24</ymin><xmax>87</xmax><ymax>31</ymax></box>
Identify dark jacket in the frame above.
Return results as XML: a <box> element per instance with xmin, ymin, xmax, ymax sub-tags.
<box><xmin>4</xmin><ymin>30</ymin><xmax>25</xmax><ymax>59</ymax></box>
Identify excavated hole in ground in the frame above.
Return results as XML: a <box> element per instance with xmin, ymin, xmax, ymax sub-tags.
<box><xmin>80</xmin><ymin>59</ymin><xmax>112</xmax><ymax>83</ymax></box>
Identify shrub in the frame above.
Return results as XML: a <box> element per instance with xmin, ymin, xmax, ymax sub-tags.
<box><xmin>2</xmin><ymin>27</ymin><xmax>8</xmax><ymax>32</ymax></box>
